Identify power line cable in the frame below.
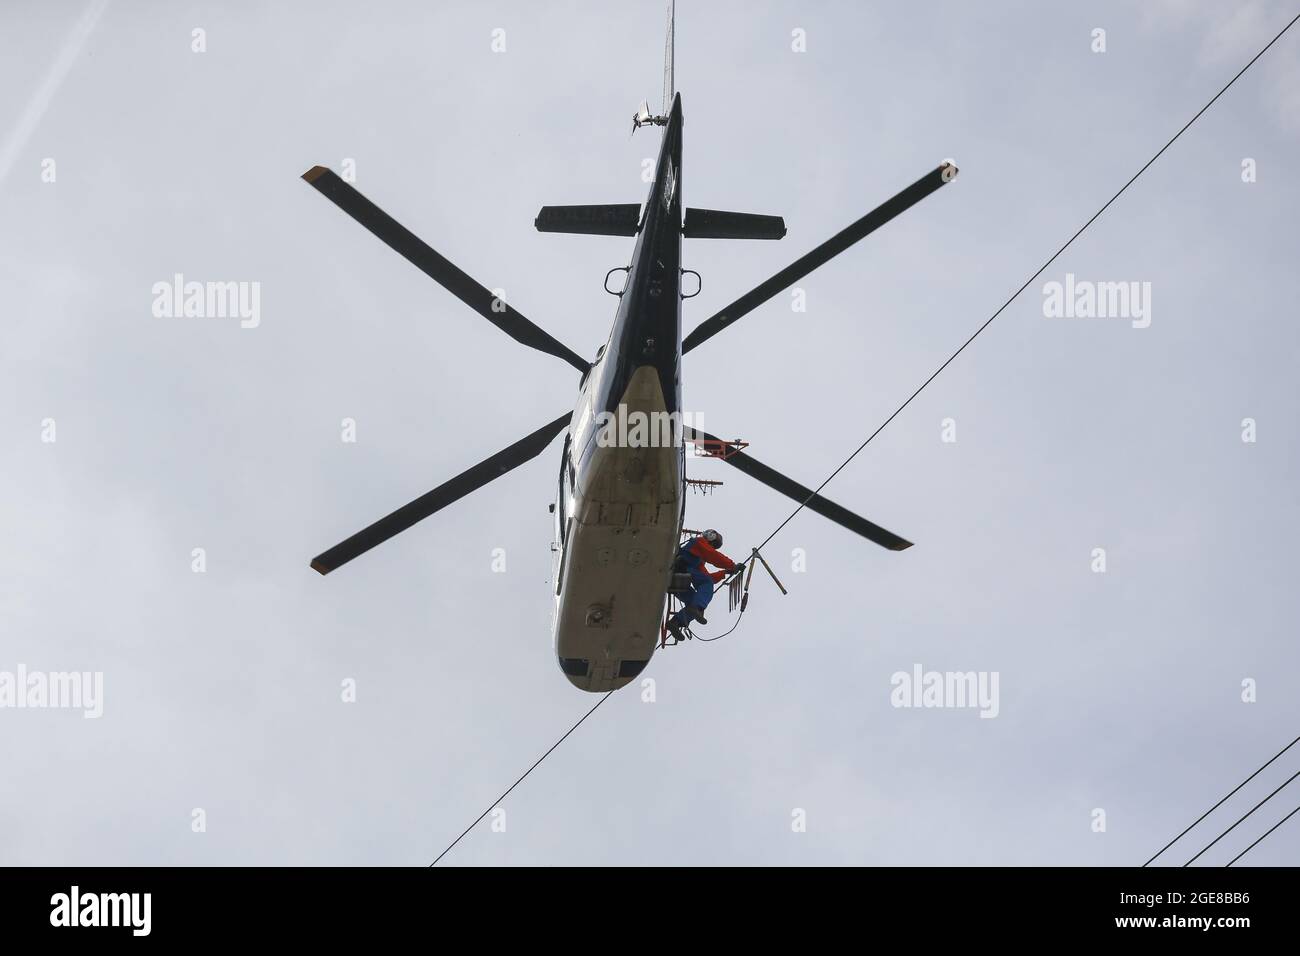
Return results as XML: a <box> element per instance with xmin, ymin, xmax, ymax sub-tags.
<box><xmin>1183</xmin><ymin>769</ymin><xmax>1300</xmax><ymax>866</ymax></box>
<box><xmin>1143</xmin><ymin>733</ymin><xmax>1300</xmax><ymax>865</ymax></box>
<box><xmin>429</xmin><ymin>692</ymin><xmax>612</xmax><ymax>865</ymax></box>
<box><xmin>1225</xmin><ymin>802</ymin><xmax>1300</xmax><ymax>866</ymax></box>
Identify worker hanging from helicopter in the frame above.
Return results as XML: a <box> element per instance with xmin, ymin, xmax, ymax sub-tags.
<box><xmin>666</xmin><ymin>529</ymin><xmax>743</xmax><ymax>642</ymax></box>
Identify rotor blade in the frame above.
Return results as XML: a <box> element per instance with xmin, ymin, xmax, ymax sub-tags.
<box><xmin>302</xmin><ymin>166</ymin><xmax>589</xmax><ymax>373</ymax></box>
<box><xmin>682</xmin><ymin>162</ymin><xmax>958</xmax><ymax>354</ymax></box>
<box><xmin>311</xmin><ymin>412</ymin><xmax>571</xmax><ymax>575</ymax></box>
<box><xmin>684</xmin><ymin>427</ymin><xmax>913</xmax><ymax>551</ymax></box>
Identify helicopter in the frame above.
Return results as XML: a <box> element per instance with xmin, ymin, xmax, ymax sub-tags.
<box><xmin>301</xmin><ymin>2</ymin><xmax>957</xmax><ymax>692</ymax></box>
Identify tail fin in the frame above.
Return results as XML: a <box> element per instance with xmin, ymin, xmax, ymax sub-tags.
<box><xmin>634</xmin><ymin>1</ymin><xmax>676</xmax><ymax>131</ymax></box>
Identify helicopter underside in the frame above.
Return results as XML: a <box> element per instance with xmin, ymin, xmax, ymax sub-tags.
<box><xmin>553</xmin><ymin>366</ymin><xmax>683</xmax><ymax>692</ymax></box>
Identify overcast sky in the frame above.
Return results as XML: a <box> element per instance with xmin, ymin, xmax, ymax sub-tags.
<box><xmin>3</xmin><ymin>0</ymin><xmax>1299</xmax><ymax>866</ymax></box>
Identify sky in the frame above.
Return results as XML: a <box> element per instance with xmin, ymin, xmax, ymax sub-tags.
<box><xmin>2</xmin><ymin>0</ymin><xmax>1298</xmax><ymax>866</ymax></box>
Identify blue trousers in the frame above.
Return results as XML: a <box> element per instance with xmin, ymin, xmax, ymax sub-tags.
<box><xmin>670</xmin><ymin>568</ymin><xmax>714</xmax><ymax>626</ymax></box>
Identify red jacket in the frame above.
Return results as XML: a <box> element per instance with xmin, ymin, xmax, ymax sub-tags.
<box><xmin>678</xmin><ymin>536</ymin><xmax>736</xmax><ymax>583</ymax></box>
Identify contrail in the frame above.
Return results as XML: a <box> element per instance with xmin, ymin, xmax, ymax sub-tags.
<box><xmin>0</xmin><ymin>0</ymin><xmax>110</xmax><ymax>187</ymax></box>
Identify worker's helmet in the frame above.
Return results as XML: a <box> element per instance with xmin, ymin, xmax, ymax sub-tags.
<box><xmin>702</xmin><ymin>529</ymin><xmax>723</xmax><ymax>548</ymax></box>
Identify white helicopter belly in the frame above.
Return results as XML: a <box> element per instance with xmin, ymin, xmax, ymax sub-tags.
<box><xmin>553</xmin><ymin>366</ymin><xmax>682</xmax><ymax>692</ymax></box>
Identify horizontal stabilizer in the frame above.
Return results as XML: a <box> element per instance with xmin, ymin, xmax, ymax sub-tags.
<box><xmin>535</xmin><ymin>204</ymin><xmax>641</xmax><ymax>236</ymax></box>
<box><xmin>683</xmin><ymin>208</ymin><xmax>786</xmax><ymax>240</ymax></box>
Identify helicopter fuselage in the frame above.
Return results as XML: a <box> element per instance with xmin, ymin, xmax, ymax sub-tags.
<box><xmin>551</xmin><ymin>95</ymin><xmax>686</xmax><ymax>692</ymax></box>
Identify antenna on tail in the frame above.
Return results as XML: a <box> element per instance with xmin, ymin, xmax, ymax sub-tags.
<box><xmin>633</xmin><ymin>0</ymin><xmax>675</xmax><ymax>132</ymax></box>
<box><xmin>662</xmin><ymin>0</ymin><xmax>674</xmax><ymax>116</ymax></box>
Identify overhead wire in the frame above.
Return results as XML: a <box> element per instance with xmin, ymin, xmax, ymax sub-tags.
<box><xmin>1226</xmin><ymin>802</ymin><xmax>1300</xmax><ymax>866</ymax></box>
<box><xmin>429</xmin><ymin>692</ymin><xmax>612</xmax><ymax>865</ymax></box>
<box><xmin>1143</xmin><ymin>733</ymin><xmax>1300</xmax><ymax>865</ymax></box>
<box><xmin>1182</xmin><ymin>768</ymin><xmax>1300</xmax><ymax>866</ymax></box>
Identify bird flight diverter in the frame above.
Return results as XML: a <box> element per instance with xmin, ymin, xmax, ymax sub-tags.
<box><xmin>727</xmin><ymin>569</ymin><xmax>745</xmax><ymax>612</ymax></box>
